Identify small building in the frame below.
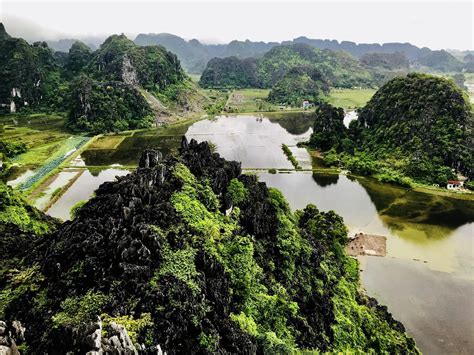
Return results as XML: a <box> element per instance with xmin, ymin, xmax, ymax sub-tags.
<box><xmin>447</xmin><ymin>180</ymin><xmax>463</xmax><ymax>190</ymax></box>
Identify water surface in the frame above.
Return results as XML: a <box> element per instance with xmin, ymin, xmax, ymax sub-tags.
<box><xmin>45</xmin><ymin>113</ymin><xmax>473</xmax><ymax>353</ymax></box>
<box><xmin>47</xmin><ymin>168</ymin><xmax>129</xmax><ymax>220</ymax></box>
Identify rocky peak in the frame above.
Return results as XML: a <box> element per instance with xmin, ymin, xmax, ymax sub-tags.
<box><xmin>0</xmin><ymin>23</ymin><xmax>11</xmax><ymax>40</ymax></box>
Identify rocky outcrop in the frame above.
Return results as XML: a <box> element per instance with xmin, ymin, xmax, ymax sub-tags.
<box><xmin>0</xmin><ymin>321</ymin><xmax>25</xmax><ymax>355</ymax></box>
<box><xmin>1</xmin><ymin>138</ymin><xmax>419</xmax><ymax>354</ymax></box>
<box><xmin>121</xmin><ymin>56</ymin><xmax>139</xmax><ymax>87</ymax></box>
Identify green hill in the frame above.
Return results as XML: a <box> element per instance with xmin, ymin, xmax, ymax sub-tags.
<box><xmin>199</xmin><ymin>56</ymin><xmax>260</xmax><ymax>88</ymax></box>
<box><xmin>0</xmin><ymin>24</ymin><xmax>199</xmax><ymax>133</ymax></box>
<box><xmin>311</xmin><ymin>73</ymin><xmax>473</xmax><ymax>185</ymax></box>
<box><xmin>0</xmin><ymin>25</ymin><xmax>64</xmax><ymax>113</ymax></box>
<box><xmin>267</xmin><ymin>66</ymin><xmax>329</xmax><ymax>106</ymax></box>
<box><xmin>199</xmin><ymin>43</ymin><xmax>377</xmax><ymax>89</ymax></box>
<box><xmin>0</xmin><ymin>140</ymin><xmax>419</xmax><ymax>353</ymax></box>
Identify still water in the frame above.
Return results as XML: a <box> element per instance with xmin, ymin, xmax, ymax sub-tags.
<box><xmin>47</xmin><ymin>113</ymin><xmax>473</xmax><ymax>353</ymax></box>
<box><xmin>47</xmin><ymin>168</ymin><xmax>129</xmax><ymax>220</ymax></box>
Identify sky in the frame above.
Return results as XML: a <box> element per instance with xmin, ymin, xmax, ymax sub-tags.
<box><xmin>0</xmin><ymin>0</ymin><xmax>472</xmax><ymax>50</ymax></box>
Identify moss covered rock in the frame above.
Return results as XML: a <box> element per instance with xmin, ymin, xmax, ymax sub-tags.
<box><xmin>1</xmin><ymin>139</ymin><xmax>419</xmax><ymax>353</ymax></box>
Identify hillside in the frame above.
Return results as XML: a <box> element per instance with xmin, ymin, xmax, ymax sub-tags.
<box><xmin>258</xmin><ymin>44</ymin><xmax>375</xmax><ymax>88</ymax></box>
<box><xmin>311</xmin><ymin>73</ymin><xmax>473</xmax><ymax>185</ymax></box>
<box><xmin>199</xmin><ymin>57</ymin><xmax>260</xmax><ymax>88</ymax></box>
<box><xmin>200</xmin><ymin>43</ymin><xmax>377</xmax><ymax>89</ymax></box>
<box><xmin>267</xmin><ymin>66</ymin><xmax>330</xmax><ymax>105</ymax></box>
<box><xmin>0</xmin><ymin>24</ymin><xmax>204</xmax><ymax>133</ymax></box>
<box><xmin>0</xmin><ymin>24</ymin><xmax>64</xmax><ymax>113</ymax></box>
<box><xmin>0</xmin><ymin>139</ymin><xmax>418</xmax><ymax>353</ymax></box>
<box><xmin>134</xmin><ymin>34</ymin><xmax>276</xmax><ymax>74</ymax></box>
<box><xmin>132</xmin><ymin>32</ymin><xmax>464</xmax><ymax>75</ymax></box>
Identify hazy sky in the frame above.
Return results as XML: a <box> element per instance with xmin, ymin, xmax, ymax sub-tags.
<box><xmin>0</xmin><ymin>0</ymin><xmax>472</xmax><ymax>50</ymax></box>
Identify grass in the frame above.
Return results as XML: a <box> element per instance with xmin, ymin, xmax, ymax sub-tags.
<box><xmin>0</xmin><ymin>113</ymin><xmax>79</xmax><ymax>169</ymax></box>
<box><xmin>226</xmin><ymin>89</ymin><xmax>276</xmax><ymax>112</ymax></box>
<box><xmin>326</xmin><ymin>88</ymin><xmax>376</xmax><ymax>109</ymax></box>
<box><xmin>281</xmin><ymin>144</ymin><xmax>302</xmax><ymax>170</ymax></box>
<box><xmin>87</xmin><ymin>134</ymin><xmax>130</xmax><ymax>150</ymax></box>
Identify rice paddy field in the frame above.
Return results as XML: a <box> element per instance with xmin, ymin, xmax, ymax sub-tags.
<box><xmin>326</xmin><ymin>88</ymin><xmax>376</xmax><ymax>109</ymax></box>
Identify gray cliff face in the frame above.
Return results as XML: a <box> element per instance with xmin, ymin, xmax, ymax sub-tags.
<box><xmin>73</xmin><ymin>318</ymin><xmax>168</xmax><ymax>355</ymax></box>
<box><xmin>0</xmin><ymin>321</ymin><xmax>24</xmax><ymax>355</ymax></box>
<box><xmin>121</xmin><ymin>56</ymin><xmax>139</xmax><ymax>87</ymax></box>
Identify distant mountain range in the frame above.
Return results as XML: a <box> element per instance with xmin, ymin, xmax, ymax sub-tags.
<box><xmin>45</xmin><ymin>33</ymin><xmax>472</xmax><ymax>74</ymax></box>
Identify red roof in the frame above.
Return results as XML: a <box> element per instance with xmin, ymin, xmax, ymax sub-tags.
<box><xmin>447</xmin><ymin>180</ymin><xmax>461</xmax><ymax>185</ymax></box>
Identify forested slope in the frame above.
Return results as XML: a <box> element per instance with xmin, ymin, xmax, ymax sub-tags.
<box><xmin>0</xmin><ymin>139</ymin><xmax>419</xmax><ymax>354</ymax></box>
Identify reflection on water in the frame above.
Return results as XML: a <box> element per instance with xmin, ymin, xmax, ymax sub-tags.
<box><xmin>47</xmin><ymin>169</ymin><xmax>129</xmax><ymax>221</ymax></box>
<box><xmin>363</xmin><ymin>257</ymin><xmax>474</xmax><ymax>355</ymax></box>
<box><xmin>260</xmin><ymin>172</ymin><xmax>474</xmax><ymax>272</ymax></box>
<box><xmin>267</xmin><ymin>112</ymin><xmax>314</xmax><ymax>135</ymax></box>
<box><xmin>7</xmin><ymin>169</ymin><xmax>35</xmax><ymax>188</ymax></box>
<box><xmin>82</xmin><ymin>135</ymin><xmax>184</xmax><ymax>167</ymax></box>
<box><xmin>44</xmin><ymin>113</ymin><xmax>473</xmax><ymax>354</ymax></box>
<box><xmin>80</xmin><ymin>114</ymin><xmax>314</xmax><ymax>169</ymax></box>
<box><xmin>186</xmin><ymin>115</ymin><xmax>313</xmax><ymax>169</ymax></box>
<box><xmin>34</xmin><ymin>170</ymin><xmax>79</xmax><ymax>210</ymax></box>
<box><xmin>259</xmin><ymin>171</ymin><xmax>474</xmax><ymax>355</ymax></box>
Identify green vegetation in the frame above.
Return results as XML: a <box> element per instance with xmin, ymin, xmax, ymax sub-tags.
<box><xmin>101</xmin><ymin>313</ymin><xmax>153</xmax><ymax>345</ymax></box>
<box><xmin>417</xmin><ymin>50</ymin><xmax>463</xmax><ymax>72</ymax></box>
<box><xmin>326</xmin><ymin>88</ymin><xmax>375</xmax><ymax>109</ymax></box>
<box><xmin>310</xmin><ymin>73</ymin><xmax>473</xmax><ymax>187</ymax></box>
<box><xmin>0</xmin><ymin>25</ymin><xmax>68</xmax><ymax>114</ymax></box>
<box><xmin>281</xmin><ymin>144</ymin><xmax>301</xmax><ymax>169</ymax></box>
<box><xmin>68</xmin><ymin>75</ymin><xmax>154</xmax><ymax>133</ymax></box>
<box><xmin>0</xmin><ymin>24</ymin><xmax>197</xmax><ymax>134</ymax></box>
<box><xmin>200</xmin><ymin>43</ymin><xmax>379</xmax><ymax>90</ymax></box>
<box><xmin>258</xmin><ymin>44</ymin><xmax>376</xmax><ymax>88</ymax></box>
<box><xmin>0</xmin><ymin>140</ymin><xmax>27</xmax><ymax>158</ymax></box>
<box><xmin>0</xmin><ymin>266</ymin><xmax>44</xmax><ymax>318</ymax></box>
<box><xmin>199</xmin><ymin>57</ymin><xmax>260</xmax><ymax>88</ymax></box>
<box><xmin>268</xmin><ymin>67</ymin><xmax>329</xmax><ymax>106</ymax></box>
<box><xmin>0</xmin><ymin>142</ymin><xmax>418</xmax><ymax>353</ymax></box>
<box><xmin>360</xmin><ymin>52</ymin><xmax>409</xmax><ymax>70</ymax></box>
<box><xmin>204</xmin><ymin>92</ymin><xmax>228</xmax><ymax>115</ymax></box>
<box><xmin>0</xmin><ymin>114</ymin><xmax>72</xmax><ymax>170</ymax></box>
<box><xmin>52</xmin><ymin>291</ymin><xmax>109</xmax><ymax>328</ymax></box>
<box><xmin>70</xmin><ymin>200</ymin><xmax>87</xmax><ymax>219</ymax></box>
<box><xmin>226</xmin><ymin>89</ymin><xmax>276</xmax><ymax>112</ymax></box>
<box><xmin>0</xmin><ymin>182</ymin><xmax>52</xmax><ymax>234</ymax></box>
<box><xmin>309</xmin><ymin>103</ymin><xmax>348</xmax><ymax>152</ymax></box>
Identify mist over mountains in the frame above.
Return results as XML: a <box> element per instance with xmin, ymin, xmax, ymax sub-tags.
<box><xmin>41</xmin><ymin>32</ymin><xmax>471</xmax><ymax>74</ymax></box>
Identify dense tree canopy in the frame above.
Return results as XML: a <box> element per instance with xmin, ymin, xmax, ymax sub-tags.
<box><xmin>360</xmin><ymin>52</ymin><xmax>409</xmax><ymax>70</ymax></box>
<box><xmin>416</xmin><ymin>50</ymin><xmax>463</xmax><ymax>72</ymax></box>
<box><xmin>90</xmin><ymin>34</ymin><xmax>185</xmax><ymax>90</ymax></box>
<box><xmin>311</xmin><ymin>73</ymin><xmax>473</xmax><ymax>185</ymax></box>
<box><xmin>0</xmin><ymin>140</ymin><xmax>419</xmax><ymax>353</ymax></box>
<box><xmin>64</xmin><ymin>41</ymin><xmax>92</xmax><ymax>78</ymax></box>
<box><xmin>200</xmin><ymin>43</ymin><xmax>379</xmax><ymax>89</ymax></box>
<box><xmin>0</xmin><ymin>24</ymin><xmax>191</xmax><ymax>133</ymax></box>
<box><xmin>199</xmin><ymin>57</ymin><xmax>260</xmax><ymax>88</ymax></box>
<box><xmin>268</xmin><ymin>66</ymin><xmax>329</xmax><ymax>106</ymax></box>
<box><xmin>68</xmin><ymin>75</ymin><xmax>153</xmax><ymax>133</ymax></box>
<box><xmin>309</xmin><ymin>103</ymin><xmax>348</xmax><ymax>152</ymax></box>
<box><xmin>0</xmin><ymin>26</ymin><xmax>65</xmax><ymax>113</ymax></box>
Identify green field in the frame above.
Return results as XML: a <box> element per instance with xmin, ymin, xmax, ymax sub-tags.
<box><xmin>0</xmin><ymin>113</ymin><xmax>76</xmax><ymax>168</ymax></box>
<box><xmin>188</xmin><ymin>73</ymin><xmax>201</xmax><ymax>83</ymax></box>
<box><xmin>326</xmin><ymin>88</ymin><xmax>376</xmax><ymax>109</ymax></box>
